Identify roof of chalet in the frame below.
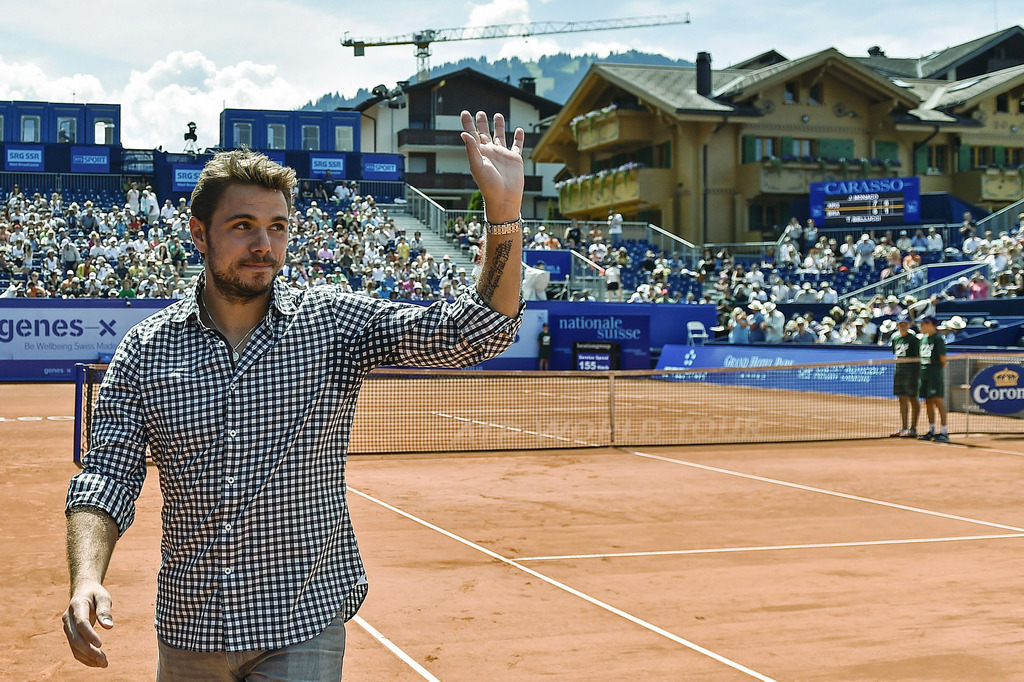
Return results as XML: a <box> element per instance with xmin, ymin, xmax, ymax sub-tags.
<box><xmin>855</xmin><ymin>26</ymin><xmax>1024</xmax><ymax>79</ymax></box>
<box><xmin>352</xmin><ymin>67</ymin><xmax>562</xmax><ymax>117</ymax></box>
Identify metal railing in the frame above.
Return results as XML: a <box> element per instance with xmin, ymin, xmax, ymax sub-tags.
<box><xmin>404</xmin><ymin>184</ymin><xmax>450</xmax><ymax>239</ymax></box>
<box><xmin>976</xmin><ymin>196</ymin><xmax>1024</xmax><ymax>236</ymax></box>
<box><xmin>901</xmin><ymin>262</ymin><xmax>990</xmax><ymax>302</ymax></box>
<box><xmin>838</xmin><ymin>266</ymin><xmax>923</xmax><ymax>303</ymax></box>
<box><xmin>568</xmin><ymin>249</ymin><xmax>607</xmax><ymax>300</ymax></box>
<box><xmin>647</xmin><ymin>223</ymin><xmax>699</xmax><ymax>267</ymax></box>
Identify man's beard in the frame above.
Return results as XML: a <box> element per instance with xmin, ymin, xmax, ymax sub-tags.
<box><xmin>206</xmin><ymin>245</ymin><xmax>281</xmax><ymax>304</ymax></box>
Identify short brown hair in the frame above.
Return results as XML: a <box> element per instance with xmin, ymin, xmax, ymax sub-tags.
<box><xmin>190</xmin><ymin>150</ymin><xmax>295</xmax><ymax>224</ymax></box>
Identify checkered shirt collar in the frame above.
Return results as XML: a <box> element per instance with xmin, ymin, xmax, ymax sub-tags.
<box><xmin>169</xmin><ymin>271</ymin><xmax>298</xmax><ymax>324</ymax></box>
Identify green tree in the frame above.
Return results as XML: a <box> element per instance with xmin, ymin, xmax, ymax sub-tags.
<box><xmin>467</xmin><ymin>190</ymin><xmax>483</xmax><ymax>221</ymax></box>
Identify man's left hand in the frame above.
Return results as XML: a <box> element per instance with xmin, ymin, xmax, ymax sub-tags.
<box><xmin>460</xmin><ymin>111</ymin><xmax>525</xmax><ymax>223</ymax></box>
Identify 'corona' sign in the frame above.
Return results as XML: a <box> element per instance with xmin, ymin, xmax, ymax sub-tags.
<box><xmin>970</xmin><ymin>364</ymin><xmax>1024</xmax><ymax>415</ymax></box>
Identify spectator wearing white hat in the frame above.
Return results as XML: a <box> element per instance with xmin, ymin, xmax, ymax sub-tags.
<box><xmin>854</xmin><ymin>234</ymin><xmax>875</xmax><ymax>270</ymax></box>
<box><xmin>762</xmin><ymin>301</ymin><xmax>785</xmax><ymax>343</ymax></box>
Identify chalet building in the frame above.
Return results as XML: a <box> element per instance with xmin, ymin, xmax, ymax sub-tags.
<box><xmin>532</xmin><ymin>27</ymin><xmax>1024</xmax><ymax>243</ymax></box>
<box><xmin>354</xmin><ymin>68</ymin><xmax>563</xmax><ymax>218</ymax></box>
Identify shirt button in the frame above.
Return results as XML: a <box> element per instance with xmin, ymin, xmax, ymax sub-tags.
<box><xmin>223</xmin><ymin>522</ymin><xmax>232</xmax><ymax>531</ymax></box>
<box><xmin>224</xmin><ymin>567</ymin><xmax>232</xmax><ymax>575</ymax></box>
<box><xmin>228</xmin><ymin>429</ymin><xmax>237</xmax><ymax>437</ymax></box>
<box><xmin>226</xmin><ymin>476</ymin><xmax>235</xmax><ymax>484</ymax></box>
<box><xmin>228</xmin><ymin>384</ymin><xmax>236</xmax><ymax>391</ymax></box>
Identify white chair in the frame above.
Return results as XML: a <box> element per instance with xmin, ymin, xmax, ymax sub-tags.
<box><xmin>687</xmin><ymin>320</ymin><xmax>710</xmax><ymax>345</ymax></box>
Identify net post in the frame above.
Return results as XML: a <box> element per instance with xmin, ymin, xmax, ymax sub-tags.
<box><xmin>964</xmin><ymin>356</ymin><xmax>972</xmax><ymax>438</ymax></box>
<box><xmin>73</xmin><ymin>363</ymin><xmax>85</xmax><ymax>465</ymax></box>
<box><xmin>608</xmin><ymin>371</ymin><xmax>616</xmax><ymax>446</ymax></box>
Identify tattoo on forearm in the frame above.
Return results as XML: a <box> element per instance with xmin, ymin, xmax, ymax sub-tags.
<box><xmin>479</xmin><ymin>239</ymin><xmax>513</xmax><ymax>303</ymax></box>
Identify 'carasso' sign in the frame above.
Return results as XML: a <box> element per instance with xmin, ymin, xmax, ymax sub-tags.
<box><xmin>970</xmin><ymin>364</ymin><xmax>1024</xmax><ymax>415</ymax></box>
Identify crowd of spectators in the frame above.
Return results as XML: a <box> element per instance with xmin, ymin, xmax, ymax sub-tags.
<box><xmin>0</xmin><ymin>178</ymin><xmax>483</xmax><ymax>302</ymax></box>
<box><xmin>714</xmin><ymin>212</ymin><xmax>1024</xmax><ymax>345</ymax></box>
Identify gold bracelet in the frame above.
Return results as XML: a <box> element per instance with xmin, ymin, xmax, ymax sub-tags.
<box><xmin>484</xmin><ymin>215</ymin><xmax>522</xmax><ymax>235</ymax></box>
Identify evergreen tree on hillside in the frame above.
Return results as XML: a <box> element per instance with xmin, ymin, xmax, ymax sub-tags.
<box><xmin>299</xmin><ymin>51</ymin><xmax>692</xmax><ymax>110</ymax></box>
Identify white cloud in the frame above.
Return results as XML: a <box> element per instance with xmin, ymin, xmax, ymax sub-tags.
<box><xmin>497</xmin><ymin>36</ymin><xmax>560</xmax><ymax>61</ymax></box>
<box><xmin>0</xmin><ymin>56</ymin><xmax>106</xmax><ymax>103</ymax></box>
<box><xmin>466</xmin><ymin>0</ymin><xmax>532</xmax><ymax>27</ymax></box>
<box><xmin>119</xmin><ymin>51</ymin><xmax>307</xmax><ymax>149</ymax></box>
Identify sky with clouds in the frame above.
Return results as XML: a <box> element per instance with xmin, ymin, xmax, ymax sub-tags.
<box><xmin>1</xmin><ymin>0</ymin><xmax>1021</xmax><ymax>150</ymax></box>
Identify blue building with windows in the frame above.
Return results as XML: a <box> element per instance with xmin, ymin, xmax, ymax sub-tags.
<box><xmin>0</xmin><ymin>101</ymin><xmax>121</xmax><ymax>177</ymax></box>
<box><xmin>219</xmin><ymin>109</ymin><xmax>360</xmax><ymax>154</ymax></box>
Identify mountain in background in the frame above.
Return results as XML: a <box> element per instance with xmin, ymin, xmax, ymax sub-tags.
<box><xmin>300</xmin><ymin>51</ymin><xmax>694</xmax><ymax>110</ymax></box>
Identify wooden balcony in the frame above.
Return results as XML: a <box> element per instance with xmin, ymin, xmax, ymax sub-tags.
<box><xmin>398</xmin><ymin>128</ymin><xmax>544</xmax><ymax>148</ymax></box>
<box><xmin>574</xmin><ymin>110</ymin><xmax>656</xmax><ymax>153</ymax></box>
<box><xmin>737</xmin><ymin>160</ymin><xmax>899</xmax><ymax>195</ymax></box>
<box><xmin>407</xmin><ymin>172</ymin><xmax>543</xmax><ymax>192</ymax></box>
<box><xmin>952</xmin><ymin>168</ymin><xmax>1024</xmax><ymax>204</ymax></box>
<box><xmin>558</xmin><ymin>167</ymin><xmax>673</xmax><ymax>218</ymax></box>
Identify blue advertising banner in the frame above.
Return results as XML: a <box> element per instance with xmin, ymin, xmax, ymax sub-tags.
<box><xmin>310</xmin><ymin>154</ymin><xmax>345</xmax><ymax>178</ymax></box>
<box><xmin>0</xmin><ymin>299</ymin><xmax>170</xmax><ymax>380</ymax></box>
<box><xmin>550</xmin><ymin>313</ymin><xmax>649</xmax><ymax>370</ymax></box>
<box><xmin>5</xmin><ymin>145</ymin><xmax>44</xmax><ymax>171</ymax></box>
<box><xmin>361</xmin><ymin>154</ymin><xmax>402</xmax><ymax>181</ymax></box>
<box><xmin>656</xmin><ymin>344</ymin><xmax>894</xmax><ymax>397</ymax></box>
<box><xmin>264</xmin><ymin>151</ymin><xmax>286</xmax><ymax>166</ymax></box>
<box><xmin>172</xmin><ymin>164</ymin><xmax>205</xmax><ymax>193</ymax></box>
<box><xmin>524</xmin><ymin>250</ymin><xmax>572</xmax><ymax>279</ymax></box>
<box><xmin>810</xmin><ymin>176</ymin><xmax>921</xmax><ymax>227</ymax></box>
<box><xmin>970</xmin><ymin>364</ymin><xmax>1024</xmax><ymax>415</ymax></box>
<box><xmin>70</xmin><ymin>146</ymin><xmax>110</xmax><ymax>173</ymax></box>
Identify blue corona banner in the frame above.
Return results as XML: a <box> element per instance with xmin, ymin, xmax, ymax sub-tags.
<box><xmin>970</xmin><ymin>364</ymin><xmax>1024</xmax><ymax>415</ymax></box>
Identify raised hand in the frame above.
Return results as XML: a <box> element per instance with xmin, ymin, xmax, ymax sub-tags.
<box><xmin>460</xmin><ymin>110</ymin><xmax>525</xmax><ymax>223</ymax></box>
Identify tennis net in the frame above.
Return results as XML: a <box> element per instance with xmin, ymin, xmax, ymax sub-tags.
<box><xmin>73</xmin><ymin>355</ymin><xmax>1024</xmax><ymax>461</ymax></box>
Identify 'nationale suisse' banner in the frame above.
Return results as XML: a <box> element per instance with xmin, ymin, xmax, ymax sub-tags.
<box><xmin>550</xmin><ymin>313</ymin><xmax>649</xmax><ymax>370</ymax></box>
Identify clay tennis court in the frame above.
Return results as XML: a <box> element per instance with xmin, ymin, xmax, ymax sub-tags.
<box><xmin>5</xmin><ymin>381</ymin><xmax>1024</xmax><ymax>680</ymax></box>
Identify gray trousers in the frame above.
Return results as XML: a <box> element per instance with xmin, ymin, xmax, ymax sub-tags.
<box><xmin>156</xmin><ymin>612</ymin><xmax>346</xmax><ymax>681</ymax></box>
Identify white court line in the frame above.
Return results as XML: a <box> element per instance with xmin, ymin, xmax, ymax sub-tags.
<box><xmin>513</xmin><ymin>533</ymin><xmax>1024</xmax><ymax>562</ymax></box>
<box><xmin>431</xmin><ymin>411</ymin><xmax>598</xmax><ymax>447</ymax></box>
<box><xmin>353</xmin><ymin>616</ymin><xmax>441</xmax><ymax>682</ymax></box>
<box><xmin>624</xmin><ymin>449</ymin><xmax>1024</xmax><ymax>534</ymax></box>
<box><xmin>939</xmin><ymin>440</ymin><xmax>1024</xmax><ymax>458</ymax></box>
<box><xmin>348</xmin><ymin>487</ymin><xmax>777</xmax><ymax>682</ymax></box>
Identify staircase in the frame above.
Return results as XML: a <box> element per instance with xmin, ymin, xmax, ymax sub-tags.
<box><xmin>388</xmin><ymin>209</ymin><xmax>476</xmax><ymax>274</ymax></box>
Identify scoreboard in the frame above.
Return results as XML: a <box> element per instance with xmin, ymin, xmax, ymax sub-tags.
<box><xmin>809</xmin><ymin>177</ymin><xmax>920</xmax><ymax>228</ymax></box>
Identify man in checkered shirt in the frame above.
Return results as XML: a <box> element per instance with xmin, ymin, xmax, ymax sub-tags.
<box><xmin>63</xmin><ymin>111</ymin><xmax>526</xmax><ymax>680</ymax></box>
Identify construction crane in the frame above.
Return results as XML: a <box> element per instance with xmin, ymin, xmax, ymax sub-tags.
<box><xmin>342</xmin><ymin>13</ymin><xmax>691</xmax><ymax>81</ymax></box>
